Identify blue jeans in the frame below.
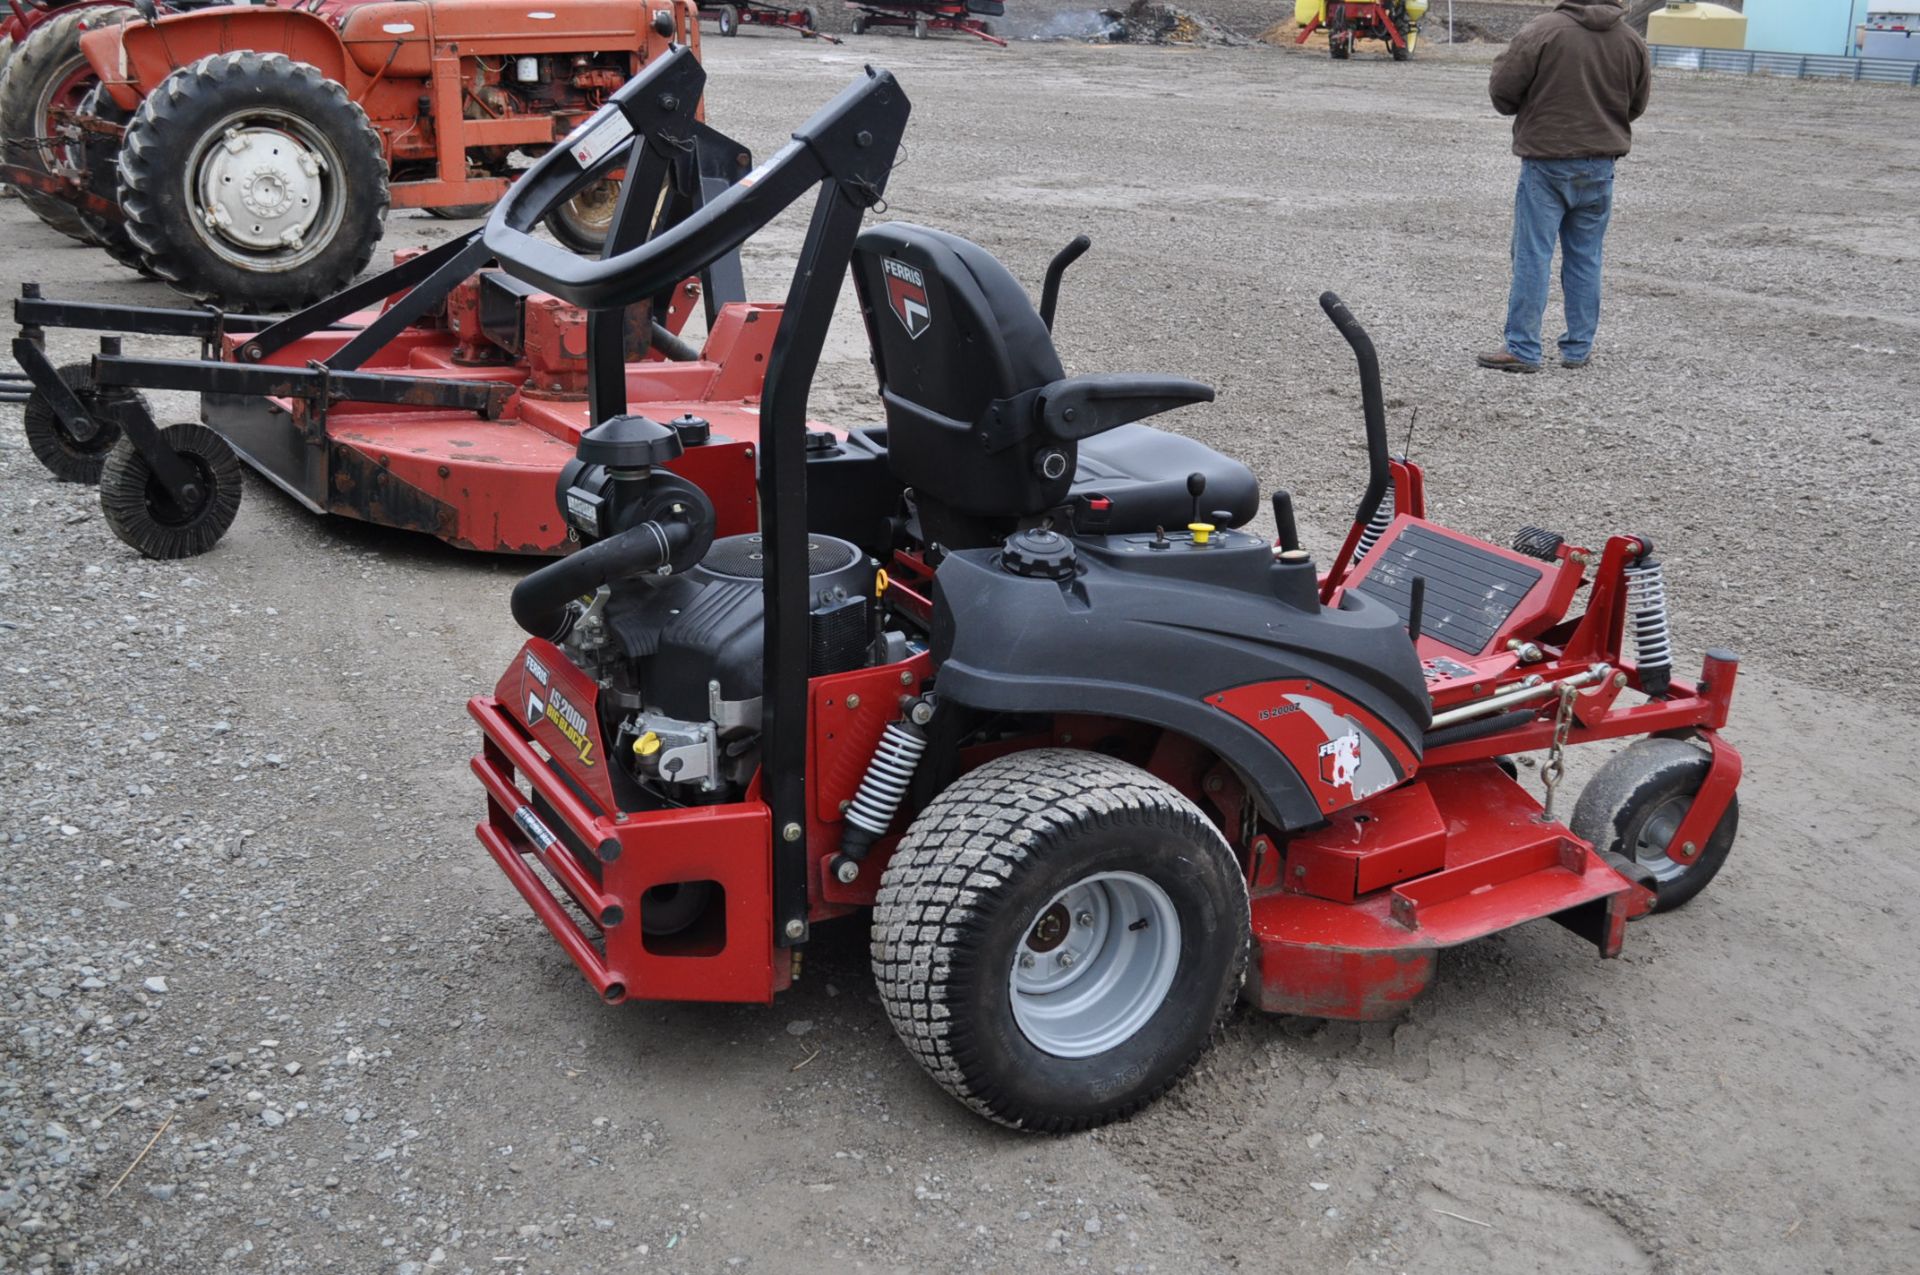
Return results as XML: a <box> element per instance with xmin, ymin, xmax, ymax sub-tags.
<box><xmin>1503</xmin><ymin>158</ymin><xmax>1615</xmax><ymax>365</ymax></box>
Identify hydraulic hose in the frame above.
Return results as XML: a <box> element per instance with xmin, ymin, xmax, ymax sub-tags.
<box><xmin>511</xmin><ymin>519</ymin><xmax>691</xmax><ymax>641</ymax></box>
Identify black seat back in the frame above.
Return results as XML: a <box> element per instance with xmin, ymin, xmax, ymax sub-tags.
<box><xmin>850</xmin><ymin>222</ymin><xmax>1073</xmax><ymax>528</ymax></box>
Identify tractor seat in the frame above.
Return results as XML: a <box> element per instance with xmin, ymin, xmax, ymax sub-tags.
<box><xmin>1072</xmin><ymin>425</ymin><xmax>1258</xmax><ymax>533</ymax></box>
<box><xmin>851</xmin><ymin>221</ymin><xmax>1255</xmax><ymax>546</ymax></box>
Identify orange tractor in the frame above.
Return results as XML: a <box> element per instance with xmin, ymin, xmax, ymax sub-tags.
<box><xmin>0</xmin><ymin>0</ymin><xmax>700</xmax><ymax>311</ymax></box>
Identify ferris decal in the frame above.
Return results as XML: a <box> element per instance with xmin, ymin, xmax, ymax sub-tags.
<box><xmin>883</xmin><ymin>257</ymin><xmax>931</xmax><ymax>339</ymax></box>
<box><xmin>1317</xmin><ymin>731</ymin><xmax>1363</xmax><ymax>791</ymax></box>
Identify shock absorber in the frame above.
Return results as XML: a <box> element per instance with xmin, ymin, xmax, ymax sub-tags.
<box><xmin>1623</xmin><ymin>548</ymin><xmax>1674</xmax><ymax>697</ymax></box>
<box><xmin>829</xmin><ymin>698</ymin><xmax>934</xmax><ymax>884</ymax></box>
<box><xmin>1352</xmin><ymin>475</ymin><xmax>1395</xmax><ymax>565</ymax></box>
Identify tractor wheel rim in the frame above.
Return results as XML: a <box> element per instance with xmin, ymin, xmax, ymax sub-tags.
<box><xmin>561</xmin><ymin>180</ymin><xmax>620</xmax><ymax>239</ymax></box>
<box><xmin>187</xmin><ymin>108</ymin><xmax>344</xmax><ymax>270</ymax></box>
<box><xmin>33</xmin><ymin>51</ymin><xmax>95</xmax><ymax>173</ymax></box>
<box><xmin>1632</xmin><ymin>794</ymin><xmax>1693</xmax><ymax>883</ymax></box>
<box><xmin>1009</xmin><ymin>870</ymin><xmax>1180</xmax><ymax>1059</ymax></box>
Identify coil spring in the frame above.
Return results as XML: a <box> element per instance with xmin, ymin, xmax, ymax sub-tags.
<box><xmin>1623</xmin><ymin>558</ymin><xmax>1674</xmax><ymax>686</ymax></box>
<box><xmin>1352</xmin><ymin>476</ymin><xmax>1395</xmax><ymax>565</ymax></box>
<box><xmin>845</xmin><ymin>719</ymin><xmax>929</xmax><ymax>839</ymax></box>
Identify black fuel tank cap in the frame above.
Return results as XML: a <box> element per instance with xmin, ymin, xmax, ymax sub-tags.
<box><xmin>576</xmin><ymin>414</ymin><xmax>684</xmax><ymax>469</ymax></box>
<box><xmin>1001</xmin><ymin>528</ymin><xmax>1077</xmax><ymax>581</ymax></box>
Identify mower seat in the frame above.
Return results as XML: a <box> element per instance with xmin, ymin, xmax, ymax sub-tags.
<box><xmin>851</xmin><ymin>221</ymin><xmax>1253</xmax><ymax>545</ymax></box>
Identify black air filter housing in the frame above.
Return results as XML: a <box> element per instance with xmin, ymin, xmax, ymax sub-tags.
<box><xmin>605</xmin><ymin>533</ymin><xmax>875</xmax><ymax>720</ymax></box>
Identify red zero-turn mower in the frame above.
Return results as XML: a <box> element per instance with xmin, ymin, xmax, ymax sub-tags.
<box><xmin>848</xmin><ymin>0</ymin><xmax>1006</xmax><ymax>45</ymax></box>
<box><xmin>460</xmin><ymin>50</ymin><xmax>1745</xmax><ymax>1131</ymax></box>
<box><xmin>9</xmin><ymin>53</ymin><xmax>766</xmax><ymax>558</ymax></box>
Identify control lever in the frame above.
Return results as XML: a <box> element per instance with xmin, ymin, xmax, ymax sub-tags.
<box><xmin>1186</xmin><ymin>472</ymin><xmax>1206</xmax><ymax>525</ymax></box>
<box><xmin>1038</xmin><ymin>234</ymin><xmax>1092</xmax><ymax>332</ymax></box>
<box><xmin>1271</xmin><ymin>489</ymin><xmax>1300</xmax><ymax>553</ymax></box>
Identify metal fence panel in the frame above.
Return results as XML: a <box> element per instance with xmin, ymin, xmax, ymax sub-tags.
<box><xmin>1651</xmin><ymin>43</ymin><xmax>1920</xmax><ymax>85</ymax></box>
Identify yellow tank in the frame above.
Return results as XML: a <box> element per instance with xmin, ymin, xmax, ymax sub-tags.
<box><xmin>1645</xmin><ymin>3</ymin><xmax>1747</xmax><ymax>51</ymax></box>
<box><xmin>1296</xmin><ymin>0</ymin><xmax>1429</xmax><ymax>24</ymax></box>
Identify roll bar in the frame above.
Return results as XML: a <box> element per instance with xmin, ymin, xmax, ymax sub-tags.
<box><xmin>487</xmin><ymin>46</ymin><xmax>910</xmax><ymax>311</ymax></box>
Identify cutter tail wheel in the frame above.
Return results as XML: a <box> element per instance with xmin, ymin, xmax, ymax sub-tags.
<box><xmin>544</xmin><ymin>178</ymin><xmax>620</xmax><ymax>254</ymax></box>
<box><xmin>872</xmin><ymin>749</ymin><xmax>1249</xmax><ymax>1131</ymax></box>
<box><xmin>1571</xmin><ymin>738</ymin><xmax>1738</xmax><ymax>914</ymax></box>
<box><xmin>99</xmin><ymin>422</ymin><xmax>244</xmax><ymax>559</ymax></box>
<box><xmin>22</xmin><ymin>362</ymin><xmax>138</xmax><ymax>483</ymax></box>
<box><xmin>117</xmin><ymin>51</ymin><xmax>389</xmax><ymax>313</ymax></box>
<box><xmin>851</xmin><ymin>12</ymin><xmax>869</xmax><ymax>33</ymax></box>
<box><xmin>0</xmin><ymin>4</ymin><xmax>134</xmax><ymax>240</ymax></box>
<box><xmin>913</xmin><ymin>15</ymin><xmax>931</xmax><ymax>38</ymax></box>
<box><xmin>718</xmin><ymin>4</ymin><xmax>740</xmax><ymax>34</ymax></box>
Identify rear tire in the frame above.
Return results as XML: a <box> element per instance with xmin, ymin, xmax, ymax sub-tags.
<box><xmin>851</xmin><ymin>12</ymin><xmax>868</xmax><ymax>33</ymax></box>
<box><xmin>22</xmin><ymin>361</ymin><xmax>136</xmax><ymax>483</ymax></box>
<box><xmin>872</xmin><ymin>748</ymin><xmax>1249</xmax><ymax>1131</ymax></box>
<box><xmin>544</xmin><ymin>179</ymin><xmax>618</xmax><ymax>254</ymax></box>
<box><xmin>72</xmin><ymin>84</ymin><xmax>154</xmax><ymax>275</ymax></box>
<box><xmin>1570</xmin><ymin>738</ymin><xmax>1738</xmax><ymax>913</ymax></box>
<box><xmin>718</xmin><ymin>4</ymin><xmax>739</xmax><ymax>35</ymax></box>
<box><xmin>913</xmin><ymin>15</ymin><xmax>930</xmax><ymax>38</ymax></box>
<box><xmin>0</xmin><ymin>5</ymin><xmax>133</xmax><ymax>240</ymax></box>
<box><xmin>800</xmin><ymin>5</ymin><xmax>819</xmax><ymax>29</ymax></box>
<box><xmin>118</xmin><ymin>52</ymin><xmax>389</xmax><ymax>313</ymax></box>
<box><xmin>99</xmin><ymin>421</ymin><xmax>244</xmax><ymax>559</ymax></box>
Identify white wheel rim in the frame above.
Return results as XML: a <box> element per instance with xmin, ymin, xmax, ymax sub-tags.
<box><xmin>1009</xmin><ymin>870</ymin><xmax>1181</xmax><ymax>1059</ymax></box>
<box><xmin>186</xmin><ymin>108</ymin><xmax>344</xmax><ymax>271</ymax></box>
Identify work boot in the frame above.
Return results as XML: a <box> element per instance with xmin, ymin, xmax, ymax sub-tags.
<box><xmin>1476</xmin><ymin>350</ymin><xmax>1540</xmax><ymax>374</ymax></box>
<box><xmin>1561</xmin><ymin>354</ymin><xmax>1591</xmax><ymax>369</ymax></box>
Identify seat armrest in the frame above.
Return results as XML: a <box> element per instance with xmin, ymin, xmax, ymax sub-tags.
<box><xmin>1036</xmin><ymin>374</ymin><xmax>1215</xmax><ymax>441</ymax></box>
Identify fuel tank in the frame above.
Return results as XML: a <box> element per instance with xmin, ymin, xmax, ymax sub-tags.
<box><xmin>931</xmin><ymin>526</ymin><xmax>1430</xmax><ymax>832</ymax></box>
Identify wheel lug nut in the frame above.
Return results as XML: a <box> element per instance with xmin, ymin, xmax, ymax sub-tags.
<box><xmin>1018</xmin><ymin>952</ymin><xmax>1035</xmax><ymax>970</ymax></box>
<box><xmin>1075</xmin><ymin>910</ymin><xmax>1093</xmax><ymax>928</ymax></box>
<box><xmin>1057</xmin><ymin>951</ymin><xmax>1075</xmax><ymax>968</ymax></box>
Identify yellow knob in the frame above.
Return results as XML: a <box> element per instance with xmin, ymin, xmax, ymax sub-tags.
<box><xmin>874</xmin><ymin>568</ymin><xmax>890</xmax><ymax>597</ymax></box>
<box><xmin>1188</xmin><ymin>522</ymin><xmax>1215</xmax><ymax>545</ymax></box>
<box><xmin>633</xmin><ymin>731</ymin><xmax>662</xmax><ymax>758</ymax></box>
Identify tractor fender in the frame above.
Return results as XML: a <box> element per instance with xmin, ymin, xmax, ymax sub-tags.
<box><xmin>928</xmin><ymin>541</ymin><xmax>1430</xmax><ymax>834</ymax></box>
<box><xmin>81</xmin><ymin>9</ymin><xmax>353</xmax><ymax>111</ymax></box>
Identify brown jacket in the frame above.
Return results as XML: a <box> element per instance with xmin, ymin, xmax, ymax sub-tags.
<box><xmin>1490</xmin><ymin>1</ymin><xmax>1651</xmax><ymax>160</ymax></box>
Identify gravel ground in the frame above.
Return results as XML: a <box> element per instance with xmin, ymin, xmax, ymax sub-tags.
<box><xmin>3</xmin><ymin>33</ymin><xmax>1919</xmax><ymax>1275</ymax></box>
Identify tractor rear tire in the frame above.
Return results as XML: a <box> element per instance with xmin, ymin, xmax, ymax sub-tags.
<box><xmin>0</xmin><ymin>5</ymin><xmax>134</xmax><ymax>241</ymax></box>
<box><xmin>545</xmin><ymin>179</ymin><xmax>618</xmax><ymax>254</ymax></box>
<box><xmin>872</xmin><ymin>748</ymin><xmax>1249</xmax><ymax>1131</ymax></box>
<box><xmin>72</xmin><ymin>84</ymin><xmax>154</xmax><ymax>275</ymax></box>
<box><xmin>1330</xmin><ymin>32</ymin><xmax>1352</xmax><ymax>59</ymax></box>
<box><xmin>719</xmin><ymin>4</ymin><xmax>740</xmax><ymax>35</ymax></box>
<box><xmin>118</xmin><ymin>52</ymin><xmax>389</xmax><ymax>313</ymax></box>
<box><xmin>99</xmin><ymin>421</ymin><xmax>244</xmax><ymax>560</ymax></box>
<box><xmin>1570</xmin><ymin>738</ymin><xmax>1738</xmax><ymax>914</ymax></box>
<box><xmin>1391</xmin><ymin>35</ymin><xmax>1413</xmax><ymax>61</ymax></box>
<box><xmin>22</xmin><ymin>361</ymin><xmax>136</xmax><ymax>483</ymax></box>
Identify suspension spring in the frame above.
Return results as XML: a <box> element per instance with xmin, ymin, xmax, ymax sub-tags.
<box><xmin>831</xmin><ymin>707</ymin><xmax>932</xmax><ymax>883</ymax></box>
<box><xmin>1352</xmin><ymin>475</ymin><xmax>1395</xmax><ymax>565</ymax></box>
<box><xmin>1623</xmin><ymin>556</ymin><xmax>1674</xmax><ymax>696</ymax></box>
<box><xmin>845</xmin><ymin>719</ymin><xmax>928</xmax><ymax>839</ymax></box>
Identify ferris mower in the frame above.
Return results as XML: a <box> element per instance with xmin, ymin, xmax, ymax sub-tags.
<box><xmin>1294</xmin><ymin>0</ymin><xmax>1425</xmax><ymax>59</ymax></box>
<box><xmin>0</xmin><ymin>0</ymin><xmax>702</xmax><ymax>311</ymax></box>
<box><xmin>438</xmin><ymin>49</ymin><xmax>1745</xmax><ymax>1130</ymax></box>
<box><xmin>9</xmin><ymin>47</ymin><xmax>759</xmax><ymax>557</ymax></box>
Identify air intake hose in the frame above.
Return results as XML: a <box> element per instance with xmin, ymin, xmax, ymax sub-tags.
<box><xmin>511</xmin><ymin>519</ymin><xmax>691</xmax><ymax>641</ymax></box>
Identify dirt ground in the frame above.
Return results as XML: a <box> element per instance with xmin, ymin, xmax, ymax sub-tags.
<box><xmin>4</xmin><ymin>30</ymin><xmax>1919</xmax><ymax>1275</ymax></box>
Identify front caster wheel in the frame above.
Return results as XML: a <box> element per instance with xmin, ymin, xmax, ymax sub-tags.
<box><xmin>99</xmin><ymin>421</ymin><xmax>243</xmax><ymax>559</ymax></box>
<box><xmin>22</xmin><ymin>361</ymin><xmax>140</xmax><ymax>483</ymax></box>
<box><xmin>872</xmin><ymin>749</ymin><xmax>1249</xmax><ymax>1131</ymax></box>
<box><xmin>1571</xmin><ymin>738</ymin><xmax>1738</xmax><ymax>913</ymax></box>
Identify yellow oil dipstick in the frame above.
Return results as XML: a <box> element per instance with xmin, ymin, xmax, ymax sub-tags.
<box><xmin>633</xmin><ymin>731</ymin><xmax>662</xmax><ymax>758</ymax></box>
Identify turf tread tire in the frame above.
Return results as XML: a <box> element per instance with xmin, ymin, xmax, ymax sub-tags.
<box><xmin>872</xmin><ymin>748</ymin><xmax>1249</xmax><ymax>1132</ymax></box>
<box><xmin>0</xmin><ymin>5</ymin><xmax>133</xmax><ymax>239</ymax></box>
<box><xmin>99</xmin><ymin>421</ymin><xmax>243</xmax><ymax>559</ymax></box>
<box><xmin>1570</xmin><ymin>738</ymin><xmax>1738</xmax><ymax>913</ymax></box>
<box><xmin>22</xmin><ymin>361</ymin><xmax>132</xmax><ymax>482</ymax></box>
<box><xmin>117</xmin><ymin>51</ymin><xmax>388</xmax><ymax>312</ymax></box>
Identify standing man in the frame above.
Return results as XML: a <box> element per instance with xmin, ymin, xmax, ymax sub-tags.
<box><xmin>1478</xmin><ymin>1</ymin><xmax>1651</xmax><ymax>373</ymax></box>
